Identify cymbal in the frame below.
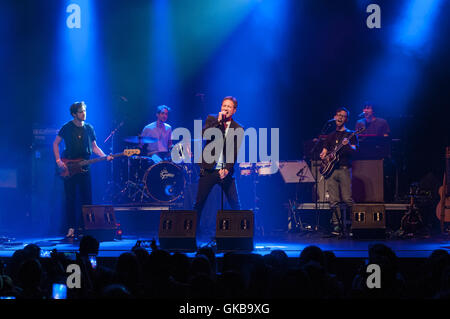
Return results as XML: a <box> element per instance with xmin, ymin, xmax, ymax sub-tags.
<box><xmin>124</xmin><ymin>136</ymin><xmax>158</xmax><ymax>144</ymax></box>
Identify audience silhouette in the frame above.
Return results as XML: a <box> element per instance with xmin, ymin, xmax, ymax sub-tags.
<box><xmin>1</xmin><ymin>239</ymin><xmax>449</xmax><ymax>299</ymax></box>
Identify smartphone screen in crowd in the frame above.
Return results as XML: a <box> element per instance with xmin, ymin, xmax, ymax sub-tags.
<box><xmin>88</xmin><ymin>254</ymin><xmax>97</xmax><ymax>269</ymax></box>
<box><xmin>52</xmin><ymin>283</ymin><xmax>67</xmax><ymax>299</ymax></box>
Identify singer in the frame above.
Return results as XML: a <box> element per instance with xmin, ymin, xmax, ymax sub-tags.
<box><xmin>320</xmin><ymin>107</ymin><xmax>358</xmax><ymax>236</ymax></box>
<box><xmin>193</xmin><ymin>96</ymin><xmax>244</xmax><ymax>240</ymax></box>
<box><xmin>355</xmin><ymin>102</ymin><xmax>390</xmax><ymax>137</ymax></box>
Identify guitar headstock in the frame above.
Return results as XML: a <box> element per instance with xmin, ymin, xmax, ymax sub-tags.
<box><xmin>124</xmin><ymin>149</ymin><xmax>141</xmax><ymax>157</ymax></box>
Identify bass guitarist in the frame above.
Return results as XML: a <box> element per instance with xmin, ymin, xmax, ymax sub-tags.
<box><xmin>319</xmin><ymin>107</ymin><xmax>358</xmax><ymax>236</ymax></box>
<box><xmin>53</xmin><ymin>101</ymin><xmax>113</xmax><ymax>239</ymax></box>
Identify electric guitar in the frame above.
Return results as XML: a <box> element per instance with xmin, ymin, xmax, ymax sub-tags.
<box><xmin>436</xmin><ymin>146</ymin><xmax>450</xmax><ymax>232</ymax></box>
<box><xmin>319</xmin><ymin>127</ymin><xmax>365</xmax><ymax>178</ymax></box>
<box><xmin>57</xmin><ymin>149</ymin><xmax>140</xmax><ymax>178</ymax></box>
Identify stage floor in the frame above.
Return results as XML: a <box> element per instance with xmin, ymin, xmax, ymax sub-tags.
<box><xmin>1</xmin><ymin>231</ymin><xmax>448</xmax><ymax>259</ymax></box>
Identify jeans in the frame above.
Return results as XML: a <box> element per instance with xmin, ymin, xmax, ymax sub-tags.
<box><xmin>326</xmin><ymin>167</ymin><xmax>353</xmax><ymax>226</ymax></box>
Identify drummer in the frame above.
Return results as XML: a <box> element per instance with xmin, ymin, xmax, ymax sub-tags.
<box><xmin>141</xmin><ymin>105</ymin><xmax>172</xmax><ymax>163</ymax></box>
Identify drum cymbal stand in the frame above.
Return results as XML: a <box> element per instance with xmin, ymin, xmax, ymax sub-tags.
<box><xmin>119</xmin><ymin>156</ymin><xmax>149</xmax><ymax>203</ymax></box>
<box><xmin>120</xmin><ymin>180</ymin><xmax>149</xmax><ymax>202</ymax></box>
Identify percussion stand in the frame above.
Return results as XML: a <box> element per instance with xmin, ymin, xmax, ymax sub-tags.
<box><xmin>253</xmin><ymin>166</ymin><xmax>265</xmax><ymax>236</ymax></box>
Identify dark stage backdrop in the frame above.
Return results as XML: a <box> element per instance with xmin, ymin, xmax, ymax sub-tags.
<box><xmin>0</xmin><ymin>0</ymin><xmax>449</xmax><ymax>236</ymax></box>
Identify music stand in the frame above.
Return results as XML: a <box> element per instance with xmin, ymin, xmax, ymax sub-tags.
<box><xmin>279</xmin><ymin>161</ymin><xmax>315</xmax><ymax>233</ymax></box>
<box><xmin>279</xmin><ymin>161</ymin><xmax>315</xmax><ymax>184</ymax></box>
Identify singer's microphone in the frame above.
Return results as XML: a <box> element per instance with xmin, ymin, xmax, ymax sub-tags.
<box><xmin>358</xmin><ymin>112</ymin><xmax>365</xmax><ymax>117</ymax></box>
<box><xmin>327</xmin><ymin>118</ymin><xmax>336</xmax><ymax>122</ymax></box>
<box><xmin>219</xmin><ymin>112</ymin><xmax>228</xmax><ymax>124</ymax></box>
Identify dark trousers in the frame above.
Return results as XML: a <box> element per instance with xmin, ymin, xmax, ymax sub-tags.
<box><xmin>63</xmin><ymin>171</ymin><xmax>92</xmax><ymax>231</ymax></box>
<box><xmin>194</xmin><ymin>169</ymin><xmax>241</xmax><ymax>230</ymax></box>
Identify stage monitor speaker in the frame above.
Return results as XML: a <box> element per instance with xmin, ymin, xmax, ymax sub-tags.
<box><xmin>352</xmin><ymin>160</ymin><xmax>384</xmax><ymax>203</ymax></box>
<box><xmin>216</xmin><ymin>210</ymin><xmax>254</xmax><ymax>252</ymax></box>
<box><xmin>82</xmin><ymin>205</ymin><xmax>118</xmax><ymax>241</ymax></box>
<box><xmin>158</xmin><ymin>210</ymin><xmax>197</xmax><ymax>252</ymax></box>
<box><xmin>351</xmin><ymin>204</ymin><xmax>386</xmax><ymax>239</ymax></box>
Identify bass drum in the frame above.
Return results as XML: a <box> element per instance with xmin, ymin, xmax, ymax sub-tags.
<box><xmin>143</xmin><ymin>161</ymin><xmax>186</xmax><ymax>203</ymax></box>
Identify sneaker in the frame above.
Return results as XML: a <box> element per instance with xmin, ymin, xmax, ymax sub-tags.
<box><xmin>331</xmin><ymin>225</ymin><xmax>342</xmax><ymax>236</ymax></box>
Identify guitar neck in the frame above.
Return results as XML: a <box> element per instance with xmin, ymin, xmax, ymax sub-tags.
<box><xmin>79</xmin><ymin>152</ymin><xmax>124</xmax><ymax>166</ymax></box>
<box><xmin>331</xmin><ymin>131</ymin><xmax>357</xmax><ymax>155</ymax></box>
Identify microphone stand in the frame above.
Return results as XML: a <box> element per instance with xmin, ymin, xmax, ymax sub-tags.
<box><xmin>103</xmin><ymin>121</ymin><xmax>124</xmax><ymax>203</ymax></box>
<box><xmin>219</xmin><ymin>116</ymin><xmax>227</xmax><ymax>214</ymax></box>
<box><xmin>220</xmin><ymin>163</ymin><xmax>225</xmax><ymax>213</ymax></box>
<box><xmin>309</xmin><ymin>120</ymin><xmax>334</xmax><ymax>232</ymax></box>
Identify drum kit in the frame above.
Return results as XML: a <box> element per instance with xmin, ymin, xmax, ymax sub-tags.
<box><xmin>108</xmin><ymin>133</ymin><xmax>279</xmax><ymax>206</ymax></box>
<box><xmin>110</xmin><ymin>135</ymin><xmax>199</xmax><ymax>204</ymax></box>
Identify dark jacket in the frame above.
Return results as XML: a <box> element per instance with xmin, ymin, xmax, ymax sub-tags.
<box><xmin>200</xmin><ymin>114</ymin><xmax>244</xmax><ymax>175</ymax></box>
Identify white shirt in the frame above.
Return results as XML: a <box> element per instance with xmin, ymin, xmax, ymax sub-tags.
<box><xmin>141</xmin><ymin>121</ymin><xmax>172</xmax><ymax>153</ymax></box>
<box><xmin>215</xmin><ymin>121</ymin><xmax>231</xmax><ymax>170</ymax></box>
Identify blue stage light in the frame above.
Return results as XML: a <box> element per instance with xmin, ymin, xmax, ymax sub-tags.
<box><xmin>394</xmin><ymin>0</ymin><xmax>443</xmax><ymax>53</ymax></box>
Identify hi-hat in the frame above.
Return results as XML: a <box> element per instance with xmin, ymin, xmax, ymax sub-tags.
<box><xmin>124</xmin><ymin>136</ymin><xmax>158</xmax><ymax>144</ymax></box>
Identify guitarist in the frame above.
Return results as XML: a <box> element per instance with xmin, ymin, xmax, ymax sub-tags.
<box><xmin>319</xmin><ymin>107</ymin><xmax>358</xmax><ymax>236</ymax></box>
<box><xmin>53</xmin><ymin>101</ymin><xmax>113</xmax><ymax>239</ymax></box>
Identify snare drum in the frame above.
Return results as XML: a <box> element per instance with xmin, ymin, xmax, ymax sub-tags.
<box><xmin>147</xmin><ymin>151</ymin><xmax>171</xmax><ymax>164</ymax></box>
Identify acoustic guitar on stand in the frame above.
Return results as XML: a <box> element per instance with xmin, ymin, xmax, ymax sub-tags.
<box><xmin>436</xmin><ymin>146</ymin><xmax>450</xmax><ymax>233</ymax></box>
<box><xmin>57</xmin><ymin>149</ymin><xmax>140</xmax><ymax>178</ymax></box>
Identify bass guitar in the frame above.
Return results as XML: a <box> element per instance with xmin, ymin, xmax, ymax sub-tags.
<box><xmin>319</xmin><ymin>127</ymin><xmax>365</xmax><ymax>178</ymax></box>
<box><xmin>436</xmin><ymin>146</ymin><xmax>450</xmax><ymax>232</ymax></box>
<box><xmin>57</xmin><ymin>149</ymin><xmax>140</xmax><ymax>178</ymax></box>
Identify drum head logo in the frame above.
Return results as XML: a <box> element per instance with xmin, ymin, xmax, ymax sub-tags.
<box><xmin>160</xmin><ymin>168</ymin><xmax>175</xmax><ymax>180</ymax></box>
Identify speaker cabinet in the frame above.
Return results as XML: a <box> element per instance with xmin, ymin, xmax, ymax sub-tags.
<box><xmin>352</xmin><ymin>160</ymin><xmax>384</xmax><ymax>203</ymax></box>
<box><xmin>216</xmin><ymin>210</ymin><xmax>254</xmax><ymax>252</ymax></box>
<box><xmin>351</xmin><ymin>204</ymin><xmax>386</xmax><ymax>239</ymax></box>
<box><xmin>82</xmin><ymin>205</ymin><xmax>118</xmax><ymax>241</ymax></box>
<box><xmin>31</xmin><ymin>145</ymin><xmax>64</xmax><ymax>236</ymax></box>
<box><xmin>158</xmin><ymin>210</ymin><xmax>197</xmax><ymax>252</ymax></box>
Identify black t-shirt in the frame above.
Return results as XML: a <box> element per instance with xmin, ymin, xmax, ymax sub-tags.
<box><xmin>58</xmin><ymin>121</ymin><xmax>96</xmax><ymax>160</ymax></box>
<box><xmin>324</xmin><ymin>129</ymin><xmax>358</xmax><ymax>167</ymax></box>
